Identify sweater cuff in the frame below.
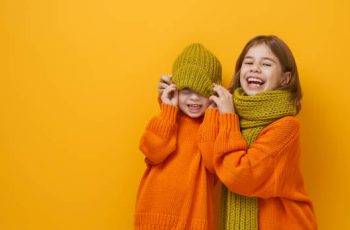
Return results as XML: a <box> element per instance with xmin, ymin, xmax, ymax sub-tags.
<box><xmin>147</xmin><ymin>103</ymin><xmax>178</xmax><ymax>138</ymax></box>
<box><xmin>218</xmin><ymin>112</ymin><xmax>241</xmax><ymax>134</ymax></box>
<box><xmin>216</xmin><ymin>113</ymin><xmax>247</xmax><ymax>152</ymax></box>
<box><xmin>198</xmin><ymin>108</ymin><xmax>219</xmax><ymax>142</ymax></box>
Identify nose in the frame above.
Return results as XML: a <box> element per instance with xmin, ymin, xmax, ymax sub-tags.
<box><xmin>189</xmin><ymin>92</ymin><xmax>200</xmax><ymax>101</ymax></box>
<box><xmin>250</xmin><ymin>64</ymin><xmax>261</xmax><ymax>73</ymax></box>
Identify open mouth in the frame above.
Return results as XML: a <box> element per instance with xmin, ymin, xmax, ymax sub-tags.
<box><xmin>246</xmin><ymin>77</ymin><xmax>265</xmax><ymax>87</ymax></box>
<box><xmin>187</xmin><ymin>104</ymin><xmax>202</xmax><ymax>113</ymax></box>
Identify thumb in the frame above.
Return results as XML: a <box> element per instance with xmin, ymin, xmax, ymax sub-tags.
<box><xmin>209</xmin><ymin>95</ymin><xmax>219</xmax><ymax>105</ymax></box>
<box><xmin>173</xmin><ymin>89</ymin><xmax>179</xmax><ymax>104</ymax></box>
<box><xmin>209</xmin><ymin>101</ymin><xmax>217</xmax><ymax>108</ymax></box>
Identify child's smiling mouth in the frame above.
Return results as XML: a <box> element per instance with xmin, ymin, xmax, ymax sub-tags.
<box><xmin>246</xmin><ymin>76</ymin><xmax>265</xmax><ymax>88</ymax></box>
<box><xmin>188</xmin><ymin>104</ymin><xmax>202</xmax><ymax>113</ymax></box>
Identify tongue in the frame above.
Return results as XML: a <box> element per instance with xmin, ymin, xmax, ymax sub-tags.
<box><xmin>189</xmin><ymin>105</ymin><xmax>201</xmax><ymax>113</ymax></box>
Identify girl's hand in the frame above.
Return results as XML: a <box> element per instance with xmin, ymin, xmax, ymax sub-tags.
<box><xmin>161</xmin><ymin>84</ymin><xmax>178</xmax><ymax>106</ymax></box>
<box><xmin>158</xmin><ymin>74</ymin><xmax>172</xmax><ymax>96</ymax></box>
<box><xmin>209</xmin><ymin>84</ymin><xmax>235</xmax><ymax>114</ymax></box>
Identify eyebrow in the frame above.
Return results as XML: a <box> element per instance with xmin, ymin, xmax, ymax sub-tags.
<box><xmin>244</xmin><ymin>56</ymin><xmax>277</xmax><ymax>63</ymax></box>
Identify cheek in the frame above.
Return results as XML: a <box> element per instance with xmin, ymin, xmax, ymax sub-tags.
<box><xmin>239</xmin><ymin>74</ymin><xmax>245</xmax><ymax>85</ymax></box>
<box><xmin>240</xmin><ymin>66</ymin><xmax>247</xmax><ymax>75</ymax></box>
<box><xmin>239</xmin><ymin>69</ymin><xmax>246</xmax><ymax>82</ymax></box>
<box><xmin>178</xmin><ymin>93</ymin><xmax>186</xmax><ymax>101</ymax></box>
<box><xmin>270</xmin><ymin>68</ymin><xmax>283</xmax><ymax>80</ymax></box>
<box><xmin>262</xmin><ymin>68</ymin><xmax>276</xmax><ymax>79</ymax></box>
<box><xmin>201</xmin><ymin>98</ymin><xmax>211</xmax><ymax>108</ymax></box>
<box><xmin>265</xmin><ymin>71</ymin><xmax>283</xmax><ymax>88</ymax></box>
<box><xmin>178</xmin><ymin>95</ymin><xmax>187</xmax><ymax>107</ymax></box>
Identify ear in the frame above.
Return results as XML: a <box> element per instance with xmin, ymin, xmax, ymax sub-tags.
<box><xmin>280</xmin><ymin>71</ymin><xmax>291</xmax><ymax>86</ymax></box>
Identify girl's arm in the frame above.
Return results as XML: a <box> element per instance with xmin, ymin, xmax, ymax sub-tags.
<box><xmin>139</xmin><ymin>103</ymin><xmax>178</xmax><ymax>166</ymax></box>
<box><xmin>213</xmin><ymin>113</ymin><xmax>300</xmax><ymax>198</ymax></box>
<box><xmin>197</xmin><ymin>108</ymin><xmax>219</xmax><ymax>174</ymax></box>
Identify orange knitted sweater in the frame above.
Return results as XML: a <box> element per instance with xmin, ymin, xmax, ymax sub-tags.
<box><xmin>213</xmin><ymin>112</ymin><xmax>317</xmax><ymax>229</ymax></box>
<box><xmin>135</xmin><ymin>104</ymin><xmax>222</xmax><ymax>230</ymax></box>
<box><xmin>135</xmin><ymin>103</ymin><xmax>317</xmax><ymax>229</ymax></box>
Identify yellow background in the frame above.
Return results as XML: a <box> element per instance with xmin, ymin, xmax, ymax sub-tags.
<box><xmin>1</xmin><ymin>0</ymin><xmax>349</xmax><ymax>229</ymax></box>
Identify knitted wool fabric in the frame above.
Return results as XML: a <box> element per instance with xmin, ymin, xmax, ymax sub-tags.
<box><xmin>220</xmin><ymin>87</ymin><xmax>297</xmax><ymax>230</ymax></box>
<box><xmin>172</xmin><ymin>43</ymin><xmax>222</xmax><ymax>97</ymax></box>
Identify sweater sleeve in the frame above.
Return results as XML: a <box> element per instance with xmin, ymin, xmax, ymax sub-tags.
<box><xmin>139</xmin><ymin>103</ymin><xmax>178</xmax><ymax>166</ymax></box>
<box><xmin>197</xmin><ymin>108</ymin><xmax>219</xmax><ymax>174</ymax></box>
<box><xmin>213</xmin><ymin>113</ymin><xmax>300</xmax><ymax>198</ymax></box>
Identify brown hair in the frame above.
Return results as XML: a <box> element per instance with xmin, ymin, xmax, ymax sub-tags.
<box><xmin>229</xmin><ymin>35</ymin><xmax>302</xmax><ymax>113</ymax></box>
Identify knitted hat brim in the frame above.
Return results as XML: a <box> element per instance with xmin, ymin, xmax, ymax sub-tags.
<box><xmin>172</xmin><ymin>64</ymin><xmax>214</xmax><ymax>98</ymax></box>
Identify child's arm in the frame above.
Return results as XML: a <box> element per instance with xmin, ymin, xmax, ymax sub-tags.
<box><xmin>139</xmin><ymin>103</ymin><xmax>178</xmax><ymax>166</ymax></box>
<box><xmin>197</xmin><ymin>108</ymin><xmax>219</xmax><ymax>174</ymax></box>
<box><xmin>213</xmin><ymin>113</ymin><xmax>300</xmax><ymax>199</ymax></box>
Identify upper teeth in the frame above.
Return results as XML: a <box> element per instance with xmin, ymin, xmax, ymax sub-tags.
<box><xmin>189</xmin><ymin>104</ymin><xmax>200</xmax><ymax>108</ymax></box>
<box><xmin>247</xmin><ymin>77</ymin><xmax>264</xmax><ymax>84</ymax></box>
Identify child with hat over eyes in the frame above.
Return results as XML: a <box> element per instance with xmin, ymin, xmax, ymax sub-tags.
<box><xmin>135</xmin><ymin>43</ymin><xmax>226</xmax><ymax>230</ymax></box>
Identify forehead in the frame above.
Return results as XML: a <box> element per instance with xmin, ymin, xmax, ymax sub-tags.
<box><xmin>244</xmin><ymin>44</ymin><xmax>278</xmax><ymax>61</ymax></box>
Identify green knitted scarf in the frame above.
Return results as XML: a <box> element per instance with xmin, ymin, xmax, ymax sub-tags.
<box><xmin>220</xmin><ymin>87</ymin><xmax>297</xmax><ymax>230</ymax></box>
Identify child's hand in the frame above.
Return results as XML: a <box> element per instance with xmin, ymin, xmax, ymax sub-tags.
<box><xmin>158</xmin><ymin>74</ymin><xmax>172</xmax><ymax>96</ymax></box>
<box><xmin>208</xmin><ymin>101</ymin><xmax>217</xmax><ymax>109</ymax></box>
<box><xmin>161</xmin><ymin>84</ymin><xmax>178</xmax><ymax>106</ymax></box>
<box><xmin>209</xmin><ymin>84</ymin><xmax>235</xmax><ymax>114</ymax></box>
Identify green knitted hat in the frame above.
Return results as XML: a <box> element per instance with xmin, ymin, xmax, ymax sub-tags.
<box><xmin>172</xmin><ymin>43</ymin><xmax>222</xmax><ymax>97</ymax></box>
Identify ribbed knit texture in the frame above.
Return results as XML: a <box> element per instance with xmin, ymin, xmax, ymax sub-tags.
<box><xmin>172</xmin><ymin>43</ymin><xmax>222</xmax><ymax>97</ymax></box>
<box><xmin>220</xmin><ymin>87</ymin><xmax>297</xmax><ymax>230</ymax></box>
<box><xmin>135</xmin><ymin>104</ymin><xmax>222</xmax><ymax>230</ymax></box>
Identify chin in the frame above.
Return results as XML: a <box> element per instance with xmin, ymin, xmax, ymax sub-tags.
<box><xmin>187</xmin><ymin>113</ymin><xmax>204</xmax><ymax>118</ymax></box>
<box><xmin>183</xmin><ymin>110</ymin><xmax>205</xmax><ymax>118</ymax></box>
<box><xmin>241</xmin><ymin>87</ymin><xmax>257</xmax><ymax>96</ymax></box>
<box><xmin>242</xmin><ymin>84</ymin><xmax>266</xmax><ymax>96</ymax></box>
<box><xmin>245</xmin><ymin>89</ymin><xmax>260</xmax><ymax>96</ymax></box>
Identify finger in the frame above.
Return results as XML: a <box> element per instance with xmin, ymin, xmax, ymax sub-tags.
<box><xmin>172</xmin><ymin>89</ymin><xmax>179</xmax><ymax>104</ymax></box>
<box><xmin>209</xmin><ymin>101</ymin><xmax>217</xmax><ymax>108</ymax></box>
<box><xmin>158</xmin><ymin>83</ymin><xmax>169</xmax><ymax>95</ymax></box>
<box><xmin>213</xmin><ymin>85</ymin><xmax>225</xmax><ymax>98</ymax></box>
<box><xmin>162</xmin><ymin>84</ymin><xmax>172</xmax><ymax>96</ymax></box>
<box><xmin>158</xmin><ymin>82</ymin><xmax>169</xmax><ymax>90</ymax></box>
<box><xmin>220</xmin><ymin>87</ymin><xmax>232</xmax><ymax>98</ymax></box>
<box><xmin>164</xmin><ymin>85</ymin><xmax>177</xmax><ymax>105</ymax></box>
<box><xmin>167</xmin><ymin>83</ymin><xmax>176</xmax><ymax>90</ymax></box>
<box><xmin>161</xmin><ymin>88</ymin><xmax>168</xmax><ymax>101</ymax></box>
<box><xmin>163</xmin><ymin>84</ymin><xmax>176</xmax><ymax>99</ymax></box>
<box><xmin>160</xmin><ymin>77</ymin><xmax>170</xmax><ymax>84</ymax></box>
<box><xmin>209</xmin><ymin>95</ymin><xmax>220</xmax><ymax>105</ymax></box>
<box><xmin>217</xmin><ymin>85</ymin><xmax>231</xmax><ymax>98</ymax></box>
<box><xmin>160</xmin><ymin>75</ymin><xmax>172</xmax><ymax>84</ymax></box>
